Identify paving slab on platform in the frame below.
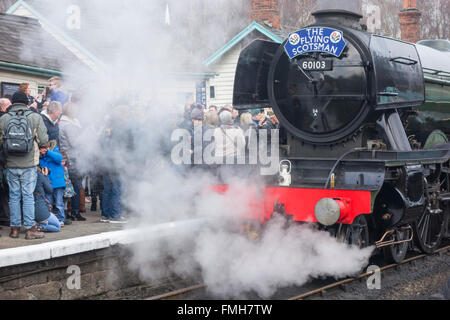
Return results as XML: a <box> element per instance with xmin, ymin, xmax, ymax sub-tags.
<box><xmin>0</xmin><ymin>212</ymin><xmax>206</xmax><ymax>269</ymax></box>
<box><xmin>0</xmin><ymin>209</ymin><xmax>124</xmax><ymax>250</ymax></box>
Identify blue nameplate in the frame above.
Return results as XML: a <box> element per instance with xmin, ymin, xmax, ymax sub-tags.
<box><xmin>284</xmin><ymin>27</ymin><xmax>347</xmax><ymax>59</ymax></box>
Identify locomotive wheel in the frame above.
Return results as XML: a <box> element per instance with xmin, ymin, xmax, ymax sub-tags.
<box><xmin>414</xmin><ymin>205</ymin><xmax>445</xmax><ymax>254</ymax></box>
<box><xmin>383</xmin><ymin>227</ymin><xmax>411</xmax><ymax>264</ymax></box>
<box><xmin>414</xmin><ymin>173</ymin><xmax>447</xmax><ymax>254</ymax></box>
<box><xmin>337</xmin><ymin>215</ymin><xmax>370</xmax><ymax>249</ymax></box>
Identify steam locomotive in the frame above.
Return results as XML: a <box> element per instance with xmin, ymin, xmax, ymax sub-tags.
<box><xmin>230</xmin><ymin>5</ymin><xmax>450</xmax><ymax>262</ymax></box>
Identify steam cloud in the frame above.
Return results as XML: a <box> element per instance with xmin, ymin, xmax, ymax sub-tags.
<box><xmin>32</xmin><ymin>0</ymin><xmax>374</xmax><ymax>298</ymax></box>
<box><xmin>196</xmin><ymin>217</ymin><xmax>373</xmax><ymax>298</ymax></box>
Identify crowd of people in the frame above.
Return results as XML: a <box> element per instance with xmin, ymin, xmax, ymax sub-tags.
<box><xmin>178</xmin><ymin>103</ymin><xmax>280</xmax><ymax>164</ymax></box>
<box><xmin>0</xmin><ymin>74</ymin><xmax>280</xmax><ymax>241</ymax></box>
<box><xmin>0</xmin><ymin>76</ymin><xmax>127</xmax><ymax>241</ymax></box>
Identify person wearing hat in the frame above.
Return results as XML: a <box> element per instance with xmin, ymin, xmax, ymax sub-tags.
<box><xmin>190</xmin><ymin>107</ymin><xmax>204</xmax><ymax>137</ymax></box>
<box><xmin>260</xmin><ymin>109</ymin><xmax>279</xmax><ymax>130</ymax></box>
<box><xmin>250</xmin><ymin>109</ymin><xmax>264</xmax><ymax>128</ymax></box>
<box><xmin>0</xmin><ymin>91</ymin><xmax>49</xmax><ymax>240</ymax></box>
<box><xmin>189</xmin><ymin>107</ymin><xmax>204</xmax><ymax>163</ymax></box>
<box><xmin>190</xmin><ymin>107</ymin><xmax>204</xmax><ymax>122</ymax></box>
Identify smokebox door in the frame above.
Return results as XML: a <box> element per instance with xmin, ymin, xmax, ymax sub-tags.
<box><xmin>233</xmin><ymin>39</ymin><xmax>279</xmax><ymax>110</ymax></box>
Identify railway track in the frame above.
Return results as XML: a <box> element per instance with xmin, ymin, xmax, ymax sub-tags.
<box><xmin>288</xmin><ymin>244</ymin><xmax>450</xmax><ymax>300</ymax></box>
<box><xmin>145</xmin><ymin>244</ymin><xmax>450</xmax><ymax>300</ymax></box>
<box><xmin>146</xmin><ymin>284</ymin><xmax>207</xmax><ymax>300</ymax></box>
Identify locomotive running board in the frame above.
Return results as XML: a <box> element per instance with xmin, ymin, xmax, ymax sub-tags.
<box><xmin>283</xmin><ymin>147</ymin><xmax>450</xmax><ymax>190</ymax></box>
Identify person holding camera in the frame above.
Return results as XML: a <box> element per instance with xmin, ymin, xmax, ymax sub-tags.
<box><xmin>34</xmin><ymin>166</ymin><xmax>60</xmax><ymax>232</ymax></box>
<box><xmin>39</xmin><ymin>140</ymin><xmax>71</xmax><ymax>227</ymax></box>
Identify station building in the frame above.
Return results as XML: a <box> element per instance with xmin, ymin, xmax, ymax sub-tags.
<box><xmin>1</xmin><ymin>0</ymin><xmax>433</xmax><ymax>108</ymax></box>
<box><xmin>1</xmin><ymin>0</ymin><xmax>291</xmax><ymax>107</ymax></box>
<box><xmin>0</xmin><ymin>12</ymin><xmax>87</xmax><ymax>97</ymax></box>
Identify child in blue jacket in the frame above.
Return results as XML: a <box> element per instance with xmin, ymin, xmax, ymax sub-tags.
<box><xmin>39</xmin><ymin>140</ymin><xmax>70</xmax><ymax>227</ymax></box>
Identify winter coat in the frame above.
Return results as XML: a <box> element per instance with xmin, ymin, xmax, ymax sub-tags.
<box><xmin>41</xmin><ymin>110</ymin><xmax>60</xmax><ymax>146</ymax></box>
<box><xmin>34</xmin><ymin>170</ymin><xmax>53</xmax><ymax>223</ymax></box>
<box><xmin>59</xmin><ymin>115</ymin><xmax>81</xmax><ymax>162</ymax></box>
<box><xmin>0</xmin><ymin>104</ymin><xmax>49</xmax><ymax>168</ymax></box>
<box><xmin>39</xmin><ymin>143</ymin><xmax>65</xmax><ymax>189</ymax></box>
<box><xmin>213</xmin><ymin>125</ymin><xmax>246</xmax><ymax>158</ymax></box>
<box><xmin>241</xmin><ymin>123</ymin><xmax>257</xmax><ymax>152</ymax></box>
<box><xmin>260</xmin><ymin>118</ymin><xmax>279</xmax><ymax>130</ymax></box>
<box><xmin>100</xmin><ymin>117</ymin><xmax>134</xmax><ymax>172</ymax></box>
<box><xmin>50</xmin><ymin>88</ymin><xmax>69</xmax><ymax>106</ymax></box>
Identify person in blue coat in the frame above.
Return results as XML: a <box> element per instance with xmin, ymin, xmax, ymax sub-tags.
<box><xmin>48</xmin><ymin>76</ymin><xmax>69</xmax><ymax>106</ymax></box>
<box><xmin>39</xmin><ymin>140</ymin><xmax>70</xmax><ymax>226</ymax></box>
<box><xmin>34</xmin><ymin>167</ymin><xmax>60</xmax><ymax>232</ymax></box>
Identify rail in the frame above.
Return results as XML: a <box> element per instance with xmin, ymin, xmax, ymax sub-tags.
<box><xmin>144</xmin><ymin>244</ymin><xmax>450</xmax><ymax>300</ymax></box>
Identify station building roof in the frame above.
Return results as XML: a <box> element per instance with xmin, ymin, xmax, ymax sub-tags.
<box><xmin>0</xmin><ymin>12</ymin><xmax>88</xmax><ymax>77</ymax></box>
<box><xmin>5</xmin><ymin>0</ymin><xmax>227</xmax><ymax>78</ymax></box>
<box><xmin>4</xmin><ymin>1</ymin><xmax>294</xmax><ymax>79</ymax></box>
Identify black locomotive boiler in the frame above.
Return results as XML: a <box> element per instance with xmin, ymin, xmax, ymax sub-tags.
<box><xmin>231</xmin><ymin>1</ymin><xmax>450</xmax><ymax>262</ymax></box>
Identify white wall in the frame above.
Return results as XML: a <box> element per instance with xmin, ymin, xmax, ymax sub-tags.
<box><xmin>0</xmin><ymin>69</ymin><xmax>49</xmax><ymax>97</ymax></box>
<box><xmin>206</xmin><ymin>44</ymin><xmax>241</xmax><ymax>107</ymax></box>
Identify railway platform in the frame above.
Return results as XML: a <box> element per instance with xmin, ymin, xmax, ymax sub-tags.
<box><xmin>0</xmin><ymin>209</ymin><xmax>205</xmax><ymax>299</ymax></box>
<box><xmin>0</xmin><ymin>210</ymin><xmax>124</xmax><ymax>251</ymax></box>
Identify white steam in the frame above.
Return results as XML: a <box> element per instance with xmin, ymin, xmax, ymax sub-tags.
<box><xmin>31</xmin><ymin>0</ymin><xmax>375</xmax><ymax>298</ymax></box>
<box><xmin>196</xmin><ymin>217</ymin><xmax>373</xmax><ymax>298</ymax></box>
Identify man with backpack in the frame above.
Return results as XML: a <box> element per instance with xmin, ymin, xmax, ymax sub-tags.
<box><xmin>0</xmin><ymin>91</ymin><xmax>49</xmax><ymax>240</ymax></box>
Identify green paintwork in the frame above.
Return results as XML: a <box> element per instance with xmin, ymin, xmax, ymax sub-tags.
<box><xmin>370</xmin><ymin>190</ymin><xmax>380</xmax><ymax>212</ymax></box>
<box><xmin>0</xmin><ymin>61</ymin><xmax>62</xmax><ymax>77</ymax></box>
<box><xmin>406</xmin><ymin>79</ymin><xmax>450</xmax><ymax>138</ymax></box>
<box><xmin>204</xmin><ymin>21</ymin><xmax>283</xmax><ymax>67</ymax></box>
<box><xmin>424</xmin><ymin>130</ymin><xmax>449</xmax><ymax>149</ymax></box>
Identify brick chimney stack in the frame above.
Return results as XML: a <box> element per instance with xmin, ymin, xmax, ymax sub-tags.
<box><xmin>249</xmin><ymin>0</ymin><xmax>280</xmax><ymax>30</ymax></box>
<box><xmin>399</xmin><ymin>0</ymin><xmax>421</xmax><ymax>43</ymax></box>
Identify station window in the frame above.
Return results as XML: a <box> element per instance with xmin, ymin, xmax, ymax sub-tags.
<box><xmin>210</xmin><ymin>86</ymin><xmax>215</xmax><ymax>99</ymax></box>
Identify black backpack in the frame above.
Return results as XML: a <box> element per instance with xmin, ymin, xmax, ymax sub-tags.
<box><xmin>4</xmin><ymin>110</ymin><xmax>34</xmax><ymax>155</ymax></box>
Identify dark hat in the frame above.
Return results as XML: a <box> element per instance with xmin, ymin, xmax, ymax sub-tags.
<box><xmin>250</xmin><ymin>109</ymin><xmax>262</xmax><ymax>116</ymax></box>
<box><xmin>191</xmin><ymin>108</ymin><xmax>204</xmax><ymax>120</ymax></box>
<box><xmin>11</xmin><ymin>91</ymin><xmax>29</xmax><ymax>105</ymax></box>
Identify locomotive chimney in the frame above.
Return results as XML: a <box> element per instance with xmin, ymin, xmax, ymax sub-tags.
<box><xmin>399</xmin><ymin>0</ymin><xmax>421</xmax><ymax>43</ymax></box>
<box><xmin>249</xmin><ymin>0</ymin><xmax>281</xmax><ymax>30</ymax></box>
<box><xmin>312</xmin><ymin>0</ymin><xmax>363</xmax><ymax>30</ymax></box>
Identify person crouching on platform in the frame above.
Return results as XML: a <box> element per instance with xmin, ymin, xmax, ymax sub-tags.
<box><xmin>34</xmin><ymin>167</ymin><xmax>60</xmax><ymax>232</ymax></box>
<box><xmin>39</xmin><ymin>140</ymin><xmax>71</xmax><ymax>227</ymax></box>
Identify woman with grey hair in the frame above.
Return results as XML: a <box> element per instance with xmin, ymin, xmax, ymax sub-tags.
<box><xmin>213</xmin><ymin>108</ymin><xmax>246</xmax><ymax>164</ymax></box>
<box><xmin>240</xmin><ymin>111</ymin><xmax>257</xmax><ymax>153</ymax></box>
<box><xmin>41</xmin><ymin>101</ymin><xmax>62</xmax><ymax>146</ymax></box>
